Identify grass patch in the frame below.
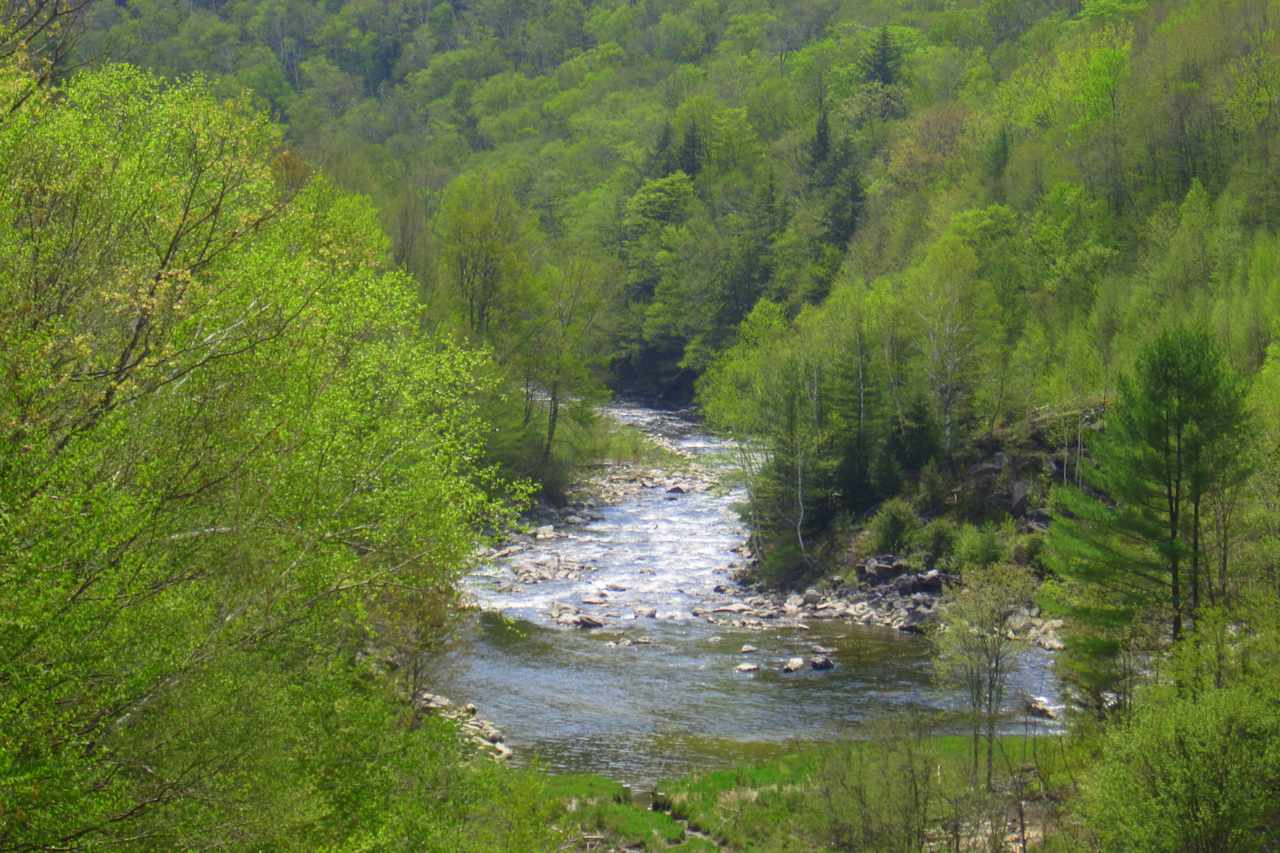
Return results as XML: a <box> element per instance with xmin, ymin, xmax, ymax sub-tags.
<box><xmin>542</xmin><ymin>771</ymin><xmax>688</xmax><ymax>851</ymax></box>
<box><xmin>649</xmin><ymin>732</ymin><xmax>1086</xmax><ymax>851</ymax></box>
<box><xmin>557</xmin><ymin>410</ymin><xmax>688</xmax><ymax>469</ymax></box>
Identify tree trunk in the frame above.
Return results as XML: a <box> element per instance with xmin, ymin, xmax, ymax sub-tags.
<box><xmin>542</xmin><ymin>383</ymin><xmax>560</xmax><ymax>465</ymax></box>
<box><xmin>1190</xmin><ymin>494</ymin><xmax>1201</xmax><ymax>617</ymax></box>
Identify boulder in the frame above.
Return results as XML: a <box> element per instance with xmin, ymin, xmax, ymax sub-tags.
<box><xmin>736</xmin><ymin>663</ymin><xmax>760</xmax><ymax>673</ymax></box>
<box><xmin>1023</xmin><ymin>695</ymin><xmax>1058</xmax><ymax>720</ymax></box>
<box><xmin>413</xmin><ymin>692</ymin><xmax>451</xmax><ymax>713</ymax></box>
<box><xmin>713</xmin><ymin>602</ymin><xmax>752</xmax><ymax>614</ymax></box>
<box><xmin>802</xmin><ymin>589</ymin><xmax>822</xmax><ymax>605</ymax></box>
<box><xmin>574</xmin><ymin>613</ymin><xmax>605</xmax><ymax>629</ymax></box>
<box><xmin>1011</xmin><ymin>480</ymin><xmax>1033</xmax><ymax>516</ymax></box>
<box><xmin>534</xmin><ymin>525</ymin><xmax>556</xmax><ymax>540</ymax></box>
<box><xmin>667</xmin><ymin>486</ymin><xmax>686</xmax><ymax>494</ymax></box>
<box><xmin>739</xmin><ymin>644</ymin><xmax>757</xmax><ymax>654</ymax></box>
<box><xmin>634</xmin><ymin>607</ymin><xmax>657</xmax><ymax>619</ymax></box>
<box><xmin>893</xmin><ymin>569</ymin><xmax>950</xmax><ymax>595</ymax></box>
<box><xmin>783</xmin><ymin>657</ymin><xmax>805</xmax><ymax>673</ymax></box>
<box><xmin>861</xmin><ymin>555</ymin><xmax>901</xmax><ymax>582</ymax></box>
<box><xmin>809</xmin><ymin>655</ymin><xmax>834</xmax><ymax>670</ymax></box>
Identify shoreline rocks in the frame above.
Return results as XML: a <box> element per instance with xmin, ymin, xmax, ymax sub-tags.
<box><xmin>413</xmin><ymin>691</ymin><xmax>512</xmax><ymax>761</ymax></box>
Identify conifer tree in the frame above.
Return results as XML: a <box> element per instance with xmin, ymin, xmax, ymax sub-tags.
<box><xmin>1046</xmin><ymin>328</ymin><xmax>1249</xmax><ymax>702</ymax></box>
<box><xmin>862</xmin><ymin>27</ymin><xmax>902</xmax><ymax>86</ymax></box>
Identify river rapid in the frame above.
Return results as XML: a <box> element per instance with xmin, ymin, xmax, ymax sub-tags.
<box><xmin>427</xmin><ymin>405</ymin><xmax>1061</xmax><ymax>787</ymax></box>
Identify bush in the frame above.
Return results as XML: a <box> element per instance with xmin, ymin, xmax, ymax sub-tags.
<box><xmin>869</xmin><ymin>498</ymin><xmax>920</xmax><ymax>554</ymax></box>
<box><xmin>914</xmin><ymin>460</ymin><xmax>950</xmax><ymax>515</ymax></box>
<box><xmin>1080</xmin><ymin>685</ymin><xmax>1280</xmax><ymax>851</ymax></box>
<box><xmin>952</xmin><ymin>522</ymin><xmax>1002</xmax><ymax>568</ymax></box>
<box><xmin>909</xmin><ymin>517</ymin><xmax>959</xmax><ymax>565</ymax></box>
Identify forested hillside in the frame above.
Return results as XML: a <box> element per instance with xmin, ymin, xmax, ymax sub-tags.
<box><xmin>80</xmin><ymin>0</ymin><xmax>1280</xmax><ymax>511</ymax></box>
<box><xmin>3</xmin><ymin>0</ymin><xmax>1280</xmax><ymax>848</ymax></box>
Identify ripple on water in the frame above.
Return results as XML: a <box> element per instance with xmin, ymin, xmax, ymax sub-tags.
<box><xmin>428</xmin><ymin>406</ymin><xmax>1062</xmax><ymax>787</ymax></box>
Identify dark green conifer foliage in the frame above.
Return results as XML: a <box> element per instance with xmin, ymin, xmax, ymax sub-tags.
<box><xmin>862</xmin><ymin>27</ymin><xmax>902</xmax><ymax>86</ymax></box>
<box><xmin>678</xmin><ymin>122</ymin><xmax>703</xmax><ymax>176</ymax></box>
<box><xmin>811</xmin><ymin>100</ymin><xmax>831</xmax><ymax>170</ymax></box>
<box><xmin>648</xmin><ymin>121</ymin><xmax>678</xmax><ymax>177</ymax></box>
<box><xmin>1046</xmin><ymin>328</ymin><xmax>1249</xmax><ymax>701</ymax></box>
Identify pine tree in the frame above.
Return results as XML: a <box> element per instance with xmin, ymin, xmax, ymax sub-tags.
<box><xmin>647</xmin><ymin>121</ymin><xmax>677</xmax><ymax>177</ymax></box>
<box><xmin>1046</xmin><ymin>328</ymin><xmax>1249</xmax><ymax>704</ymax></box>
<box><xmin>810</xmin><ymin>100</ymin><xmax>831</xmax><ymax>169</ymax></box>
<box><xmin>678</xmin><ymin>122</ymin><xmax>703</xmax><ymax>176</ymax></box>
<box><xmin>862</xmin><ymin>27</ymin><xmax>902</xmax><ymax>86</ymax></box>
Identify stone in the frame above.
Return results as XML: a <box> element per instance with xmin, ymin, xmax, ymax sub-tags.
<box><xmin>802</xmin><ymin>589</ymin><xmax>822</xmax><ymax>605</ymax></box>
<box><xmin>713</xmin><ymin>602</ymin><xmax>752</xmax><ymax>613</ymax></box>
<box><xmin>783</xmin><ymin>657</ymin><xmax>805</xmax><ymax>673</ymax></box>
<box><xmin>809</xmin><ymin>656</ymin><xmax>834</xmax><ymax>671</ymax></box>
<box><xmin>413</xmin><ymin>692</ymin><xmax>451</xmax><ymax>712</ymax></box>
<box><xmin>667</xmin><ymin>486</ymin><xmax>686</xmax><ymax>494</ymax></box>
<box><xmin>634</xmin><ymin>607</ymin><xmax>657</xmax><ymax>619</ymax></box>
<box><xmin>736</xmin><ymin>663</ymin><xmax>760</xmax><ymax>673</ymax></box>
<box><xmin>534</xmin><ymin>525</ymin><xmax>555</xmax><ymax>540</ymax></box>
<box><xmin>1023</xmin><ymin>695</ymin><xmax>1058</xmax><ymax>720</ymax></box>
<box><xmin>811</xmin><ymin>644</ymin><xmax>833</xmax><ymax>654</ymax></box>
<box><xmin>739</xmin><ymin>644</ymin><xmax>757</xmax><ymax>654</ymax></box>
<box><xmin>581</xmin><ymin>596</ymin><xmax>607</xmax><ymax>606</ymax></box>
<box><xmin>1011</xmin><ymin>480</ymin><xmax>1033</xmax><ymax>516</ymax></box>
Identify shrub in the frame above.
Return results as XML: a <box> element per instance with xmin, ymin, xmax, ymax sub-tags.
<box><xmin>869</xmin><ymin>498</ymin><xmax>920</xmax><ymax>554</ymax></box>
<box><xmin>952</xmin><ymin>522</ymin><xmax>1001</xmax><ymax>568</ymax></box>
<box><xmin>1080</xmin><ymin>685</ymin><xmax>1280</xmax><ymax>851</ymax></box>
<box><xmin>910</xmin><ymin>517</ymin><xmax>959</xmax><ymax>565</ymax></box>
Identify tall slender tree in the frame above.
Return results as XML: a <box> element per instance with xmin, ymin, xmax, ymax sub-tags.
<box><xmin>1046</xmin><ymin>328</ymin><xmax>1249</xmax><ymax>702</ymax></box>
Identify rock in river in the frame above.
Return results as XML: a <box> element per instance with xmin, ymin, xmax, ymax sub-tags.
<box><xmin>739</xmin><ymin>644</ymin><xmax>757</xmax><ymax>654</ymax></box>
<box><xmin>809</xmin><ymin>656</ymin><xmax>834</xmax><ymax>671</ymax></box>
<box><xmin>783</xmin><ymin>657</ymin><xmax>805</xmax><ymax>673</ymax></box>
<box><xmin>736</xmin><ymin>663</ymin><xmax>759</xmax><ymax>673</ymax></box>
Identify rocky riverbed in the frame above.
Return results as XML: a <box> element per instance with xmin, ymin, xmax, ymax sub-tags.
<box><xmin>425</xmin><ymin>404</ymin><xmax>1064</xmax><ymax>784</ymax></box>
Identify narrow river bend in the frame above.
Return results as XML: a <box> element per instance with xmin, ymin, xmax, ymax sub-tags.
<box><xmin>427</xmin><ymin>405</ymin><xmax>1061</xmax><ymax>787</ymax></box>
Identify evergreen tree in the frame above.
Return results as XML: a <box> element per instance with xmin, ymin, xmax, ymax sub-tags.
<box><xmin>810</xmin><ymin>100</ymin><xmax>831</xmax><ymax>170</ymax></box>
<box><xmin>647</xmin><ymin>121</ymin><xmax>678</xmax><ymax>177</ymax></box>
<box><xmin>1046</xmin><ymin>328</ymin><xmax>1249</xmax><ymax>702</ymax></box>
<box><xmin>678</xmin><ymin>121</ymin><xmax>704</xmax><ymax>176</ymax></box>
<box><xmin>862</xmin><ymin>27</ymin><xmax>902</xmax><ymax>86</ymax></box>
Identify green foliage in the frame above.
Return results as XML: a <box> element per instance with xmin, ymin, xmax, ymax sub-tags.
<box><xmin>953</xmin><ymin>523</ymin><xmax>1003</xmax><ymax>569</ymax></box>
<box><xmin>934</xmin><ymin>563</ymin><xmax>1036</xmax><ymax>789</ymax></box>
<box><xmin>910</xmin><ymin>517</ymin><xmax>960</xmax><ymax>566</ymax></box>
<box><xmin>1046</xmin><ymin>327</ymin><xmax>1251</xmax><ymax>707</ymax></box>
<box><xmin>1080</xmin><ymin>683</ymin><xmax>1280</xmax><ymax>851</ymax></box>
<box><xmin>0</xmin><ymin>60</ymin><xmax>536</xmax><ymax>849</ymax></box>
<box><xmin>869</xmin><ymin>498</ymin><xmax>921</xmax><ymax>555</ymax></box>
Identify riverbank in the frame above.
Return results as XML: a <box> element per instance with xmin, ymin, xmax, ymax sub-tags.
<box><xmin>424</xmin><ymin>405</ymin><xmax>1062</xmax><ymax>786</ymax></box>
<box><xmin>535</xmin><ymin>730</ymin><xmax>1080</xmax><ymax>852</ymax></box>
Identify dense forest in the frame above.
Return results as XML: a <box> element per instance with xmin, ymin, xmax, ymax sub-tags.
<box><xmin>3</xmin><ymin>0</ymin><xmax>1280</xmax><ymax>847</ymax></box>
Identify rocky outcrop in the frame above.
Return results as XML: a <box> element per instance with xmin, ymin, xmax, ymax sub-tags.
<box><xmin>413</xmin><ymin>691</ymin><xmax>511</xmax><ymax>761</ymax></box>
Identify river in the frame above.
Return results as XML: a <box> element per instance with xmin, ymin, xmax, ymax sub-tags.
<box><xmin>427</xmin><ymin>405</ymin><xmax>1062</xmax><ymax>787</ymax></box>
